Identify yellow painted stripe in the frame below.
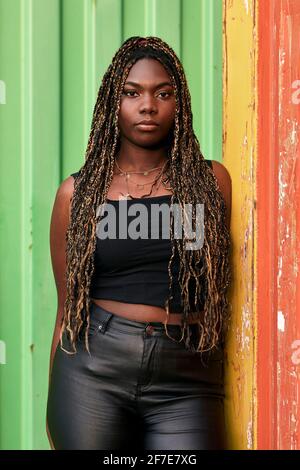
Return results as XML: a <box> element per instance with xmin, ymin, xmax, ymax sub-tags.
<box><xmin>222</xmin><ymin>0</ymin><xmax>258</xmax><ymax>450</ymax></box>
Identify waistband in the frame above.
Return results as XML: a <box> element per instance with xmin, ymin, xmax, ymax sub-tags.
<box><xmin>86</xmin><ymin>301</ymin><xmax>185</xmax><ymax>335</ymax></box>
<box><xmin>80</xmin><ymin>302</ymin><xmax>224</xmax><ymax>357</ymax></box>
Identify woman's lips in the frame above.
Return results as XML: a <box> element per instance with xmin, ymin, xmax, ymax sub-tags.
<box><xmin>136</xmin><ymin>123</ymin><xmax>159</xmax><ymax>131</ymax></box>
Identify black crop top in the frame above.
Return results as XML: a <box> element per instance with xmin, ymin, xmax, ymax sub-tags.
<box><xmin>70</xmin><ymin>159</ymin><xmax>213</xmax><ymax>313</ymax></box>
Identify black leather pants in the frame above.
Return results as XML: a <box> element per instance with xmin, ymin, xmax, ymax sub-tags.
<box><xmin>46</xmin><ymin>302</ymin><xmax>227</xmax><ymax>450</ymax></box>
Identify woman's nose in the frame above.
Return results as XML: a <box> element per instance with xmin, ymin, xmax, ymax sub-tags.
<box><xmin>139</xmin><ymin>94</ymin><xmax>158</xmax><ymax>113</ymax></box>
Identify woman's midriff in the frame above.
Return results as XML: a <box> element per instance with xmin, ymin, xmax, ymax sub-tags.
<box><xmin>90</xmin><ymin>298</ymin><xmax>203</xmax><ymax>325</ymax></box>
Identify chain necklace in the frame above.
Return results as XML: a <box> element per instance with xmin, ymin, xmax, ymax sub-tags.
<box><xmin>114</xmin><ymin>155</ymin><xmax>172</xmax><ymax>200</ymax></box>
<box><xmin>115</xmin><ymin>159</ymin><xmax>165</xmax><ymax>190</ymax></box>
<box><xmin>120</xmin><ymin>161</ymin><xmax>167</xmax><ymax>199</ymax></box>
<box><xmin>115</xmin><ymin>159</ymin><xmax>164</xmax><ymax>176</ymax></box>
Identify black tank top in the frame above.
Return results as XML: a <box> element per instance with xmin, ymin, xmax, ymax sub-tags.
<box><xmin>70</xmin><ymin>159</ymin><xmax>213</xmax><ymax>313</ymax></box>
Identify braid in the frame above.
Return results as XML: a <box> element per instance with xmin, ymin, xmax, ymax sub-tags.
<box><xmin>59</xmin><ymin>36</ymin><xmax>231</xmax><ymax>361</ymax></box>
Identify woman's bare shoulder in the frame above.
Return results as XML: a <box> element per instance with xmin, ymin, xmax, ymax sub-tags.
<box><xmin>57</xmin><ymin>174</ymin><xmax>75</xmax><ymax>198</ymax></box>
<box><xmin>51</xmin><ymin>176</ymin><xmax>76</xmax><ymax>227</ymax></box>
<box><xmin>210</xmin><ymin>160</ymin><xmax>232</xmax><ymax>230</ymax></box>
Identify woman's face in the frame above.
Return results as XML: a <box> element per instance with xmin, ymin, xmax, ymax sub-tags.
<box><xmin>118</xmin><ymin>58</ymin><xmax>176</xmax><ymax>149</ymax></box>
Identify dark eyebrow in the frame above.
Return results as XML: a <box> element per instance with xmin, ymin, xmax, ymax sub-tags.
<box><xmin>124</xmin><ymin>81</ymin><xmax>173</xmax><ymax>89</ymax></box>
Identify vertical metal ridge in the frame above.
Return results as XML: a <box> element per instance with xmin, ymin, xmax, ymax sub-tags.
<box><xmin>59</xmin><ymin>0</ymin><xmax>63</xmax><ymax>183</ymax></box>
<box><xmin>180</xmin><ymin>0</ymin><xmax>222</xmax><ymax>162</ymax></box>
<box><xmin>20</xmin><ymin>0</ymin><xmax>33</xmax><ymax>450</ymax></box>
<box><xmin>179</xmin><ymin>0</ymin><xmax>182</xmax><ymax>59</ymax></box>
<box><xmin>121</xmin><ymin>0</ymin><xmax>124</xmax><ymax>42</ymax></box>
<box><xmin>83</xmin><ymin>0</ymin><xmax>96</xmax><ymax>144</ymax></box>
<box><xmin>200</xmin><ymin>0</ymin><xmax>222</xmax><ymax>160</ymax></box>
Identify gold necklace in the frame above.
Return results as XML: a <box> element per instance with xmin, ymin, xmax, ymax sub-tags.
<box><xmin>122</xmin><ymin>161</ymin><xmax>168</xmax><ymax>199</ymax></box>
<box><xmin>115</xmin><ymin>162</ymin><xmax>166</xmax><ymax>190</ymax></box>
<box><xmin>113</xmin><ymin>151</ymin><xmax>172</xmax><ymax>199</ymax></box>
<box><xmin>115</xmin><ymin>160</ymin><xmax>169</xmax><ymax>199</ymax></box>
<box><xmin>115</xmin><ymin>159</ymin><xmax>165</xmax><ymax>176</ymax></box>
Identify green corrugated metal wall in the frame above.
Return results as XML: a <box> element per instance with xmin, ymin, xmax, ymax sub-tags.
<box><xmin>0</xmin><ymin>0</ymin><xmax>222</xmax><ymax>450</ymax></box>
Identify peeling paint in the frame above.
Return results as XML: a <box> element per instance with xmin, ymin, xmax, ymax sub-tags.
<box><xmin>291</xmin><ymin>340</ymin><xmax>300</xmax><ymax>365</ymax></box>
<box><xmin>223</xmin><ymin>0</ymin><xmax>257</xmax><ymax>450</ymax></box>
<box><xmin>246</xmin><ymin>419</ymin><xmax>253</xmax><ymax>449</ymax></box>
<box><xmin>278</xmin><ymin>310</ymin><xmax>285</xmax><ymax>332</ymax></box>
<box><xmin>277</xmin><ymin>4</ymin><xmax>300</xmax><ymax>448</ymax></box>
<box><xmin>241</xmin><ymin>306</ymin><xmax>251</xmax><ymax>351</ymax></box>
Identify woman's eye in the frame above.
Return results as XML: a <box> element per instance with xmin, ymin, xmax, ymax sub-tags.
<box><xmin>158</xmin><ymin>91</ymin><xmax>170</xmax><ymax>98</ymax></box>
<box><xmin>123</xmin><ymin>90</ymin><xmax>137</xmax><ymax>97</ymax></box>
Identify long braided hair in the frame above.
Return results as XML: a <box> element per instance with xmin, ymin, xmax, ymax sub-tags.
<box><xmin>59</xmin><ymin>36</ymin><xmax>231</xmax><ymax>358</ymax></box>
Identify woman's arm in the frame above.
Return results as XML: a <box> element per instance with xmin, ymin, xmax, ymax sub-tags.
<box><xmin>46</xmin><ymin>175</ymin><xmax>74</xmax><ymax>449</ymax></box>
<box><xmin>210</xmin><ymin>160</ymin><xmax>232</xmax><ymax>230</ymax></box>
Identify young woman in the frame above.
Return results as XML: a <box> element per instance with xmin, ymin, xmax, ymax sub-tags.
<box><xmin>46</xmin><ymin>36</ymin><xmax>232</xmax><ymax>450</ymax></box>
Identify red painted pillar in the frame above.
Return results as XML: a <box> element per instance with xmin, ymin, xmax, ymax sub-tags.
<box><xmin>257</xmin><ymin>0</ymin><xmax>300</xmax><ymax>449</ymax></box>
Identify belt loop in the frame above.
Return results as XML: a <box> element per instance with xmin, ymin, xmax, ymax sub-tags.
<box><xmin>98</xmin><ymin>311</ymin><xmax>113</xmax><ymax>334</ymax></box>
